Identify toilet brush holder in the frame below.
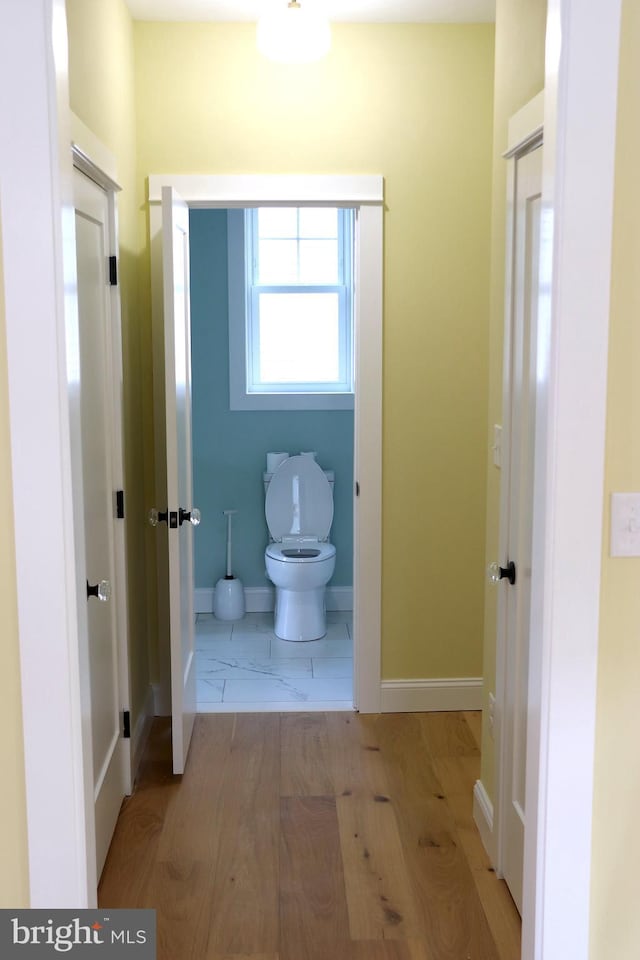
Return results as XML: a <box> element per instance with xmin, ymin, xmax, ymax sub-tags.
<box><xmin>213</xmin><ymin>508</ymin><xmax>245</xmax><ymax>620</ymax></box>
<box><xmin>213</xmin><ymin>576</ymin><xmax>245</xmax><ymax>621</ymax></box>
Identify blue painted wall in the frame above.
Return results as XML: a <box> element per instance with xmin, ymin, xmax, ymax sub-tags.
<box><xmin>190</xmin><ymin>209</ymin><xmax>354</xmax><ymax>589</ymax></box>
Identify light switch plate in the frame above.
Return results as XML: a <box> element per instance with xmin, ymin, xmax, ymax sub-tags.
<box><xmin>610</xmin><ymin>493</ymin><xmax>640</xmax><ymax>557</ymax></box>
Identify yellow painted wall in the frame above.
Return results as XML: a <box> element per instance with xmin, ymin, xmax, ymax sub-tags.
<box><xmin>134</xmin><ymin>21</ymin><xmax>495</xmax><ymax>680</ymax></box>
<box><xmin>66</xmin><ymin>0</ymin><xmax>153</xmax><ymax>729</ymax></box>
<box><xmin>479</xmin><ymin>0</ymin><xmax>547</xmax><ymax>801</ymax></box>
<box><xmin>590</xmin><ymin>1</ymin><xmax>640</xmax><ymax>954</ymax></box>
<box><xmin>0</xmin><ymin>218</ymin><xmax>30</xmax><ymax>905</ymax></box>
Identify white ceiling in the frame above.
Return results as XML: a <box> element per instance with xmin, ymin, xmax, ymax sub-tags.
<box><xmin>124</xmin><ymin>0</ymin><xmax>495</xmax><ymax>24</ymax></box>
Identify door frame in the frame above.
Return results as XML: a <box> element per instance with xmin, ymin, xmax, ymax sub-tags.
<box><xmin>522</xmin><ymin>2</ymin><xmax>622</xmax><ymax>956</ymax></box>
<box><xmin>493</xmin><ymin>92</ymin><xmax>544</xmax><ymax>892</ymax></box>
<box><xmin>1</xmin><ymin>0</ymin><xmax>96</xmax><ymax>906</ymax></box>
<box><xmin>160</xmin><ymin>186</ymin><xmax>197</xmax><ymax>773</ymax></box>
<box><xmin>0</xmin><ymin>1</ymin><xmax>623</xmax><ymax>954</ymax></box>
<box><xmin>148</xmin><ymin>175</ymin><xmax>384</xmax><ymax>715</ymax></box>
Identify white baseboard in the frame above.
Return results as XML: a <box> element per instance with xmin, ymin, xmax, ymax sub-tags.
<box><xmin>473</xmin><ymin>779</ymin><xmax>495</xmax><ymax>863</ymax></box>
<box><xmin>324</xmin><ymin>587</ymin><xmax>353</xmax><ymax>611</ymax></box>
<box><xmin>380</xmin><ymin>677</ymin><xmax>483</xmax><ymax>712</ymax></box>
<box><xmin>195</xmin><ymin>585</ymin><xmax>353</xmax><ymax>614</ymax></box>
<box><xmin>131</xmin><ymin>686</ymin><xmax>154</xmax><ymax>785</ymax></box>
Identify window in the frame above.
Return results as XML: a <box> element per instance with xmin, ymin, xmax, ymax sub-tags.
<box><xmin>228</xmin><ymin>207</ymin><xmax>354</xmax><ymax>410</ymax></box>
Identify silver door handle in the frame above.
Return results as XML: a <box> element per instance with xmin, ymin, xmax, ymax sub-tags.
<box><xmin>487</xmin><ymin>561</ymin><xmax>516</xmax><ymax>585</ymax></box>
<box><xmin>179</xmin><ymin>507</ymin><xmax>201</xmax><ymax>527</ymax></box>
<box><xmin>86</xmin><ymin>579</ymin><xmax>111</xmax><ymax>602</ymax></box>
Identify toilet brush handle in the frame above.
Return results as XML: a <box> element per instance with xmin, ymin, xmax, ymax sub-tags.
<box><xmin>223</xmin><ymin>509</ymin><xmax>237</xmax><ymax>578</ymax></box>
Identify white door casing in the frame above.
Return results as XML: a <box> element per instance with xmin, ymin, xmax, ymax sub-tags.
<box><xmin>161</xmin><ymin>186</ymin><xmax>197</xmax><ymax>774</ymax></box>
<box><xmin>148</xmin><ymin>175</ymin><xmax>383</xmax><ymax>715</ymax></box>
<box><xmin>494</xmin><ymin>142</ymin><xmax>543</xmax><ymax>913</ymax></box>
<box><xmin>74</xmin><ymin>166</ymin><xmax>130</xmax><ymax>876</ymax></box>
<box><xmin>523</xmin><ymin>4</ymin><xmax>622</xmax><ymax>957</ymax></box>
<box><xmin>2</xmin><ymin>0</ymin><xmax>97</xmax><ymax>906</ymax></box>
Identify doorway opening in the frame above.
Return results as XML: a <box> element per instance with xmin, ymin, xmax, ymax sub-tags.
<box><xmin>191</xmin><ymin>205</ymin><xmax>355</xmax><ymax>712</ymax></box>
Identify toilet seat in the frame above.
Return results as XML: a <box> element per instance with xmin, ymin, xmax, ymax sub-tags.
<box><xmin>266</xmin><ymin>540</ymin><xmax>336</xmax><ymax>564</ymax></box>
<box><xmin>265</xmin><ymin>455</ymin><xmax>333</xmax><ymax>542</ymax></box>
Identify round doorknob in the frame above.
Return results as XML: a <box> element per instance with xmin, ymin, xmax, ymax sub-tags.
<box><xmin>86</xmin><ymin>579</ymin><xmax>111</xmax><ymax>602</ymax></box>
<box><xmin>148</xmin><ymin>508</ymin><xmax>168</xmax><ymax>527</ymax></box>
<box><xmin>179</xmin><ymin>507</ymin><xmax>201</xmax><ymax>526</ymax></box>
<box><xmin>487</xmin><ymin>560</ymin><xmax>516</xmax><ymax>586</ymax></box>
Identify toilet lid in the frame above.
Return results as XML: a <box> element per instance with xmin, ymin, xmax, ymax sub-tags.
<box><xmin>265</xmin><ymin>455</ymin><xmax>333</xmax><ymax>541</ymax></box>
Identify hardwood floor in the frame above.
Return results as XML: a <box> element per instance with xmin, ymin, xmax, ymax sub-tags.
<box><xmin>99</xmin><ymin>712</ymin><xmax>520</xmax><ymax>960</ymax></box>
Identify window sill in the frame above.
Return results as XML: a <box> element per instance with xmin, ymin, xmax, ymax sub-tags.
<box><xmin>229</xmin><ymin>391</ymin><xmax>355</xmax><ymax>412</ymax></box>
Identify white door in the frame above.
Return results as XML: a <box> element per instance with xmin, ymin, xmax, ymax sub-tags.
<box><xmin>497</xmin><ymin>145</ymin><xmax>543</xmax><ymax>913</ymax></box>
<box><xmin>74</xmin><ymin>168</ymin><xmax>129</xmax><ymax>878</ymax></box>
<box><xmin>162</xmin><ymin>186</ymin><xmax>197</xmax><ymax>774</ymax></box>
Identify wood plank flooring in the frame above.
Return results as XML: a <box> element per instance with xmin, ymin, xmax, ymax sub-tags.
<box><xmin>99</xmin><ymin>712</ymin><xmax>520</xmax><ymax>960</ymax></box>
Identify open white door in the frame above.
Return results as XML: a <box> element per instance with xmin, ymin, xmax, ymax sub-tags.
<box><xmin>161</xmin><ymin>186</ymin><xmax>198</xmax><ymax>774</ymax></box>
<box><xmin>495</xmin><ymin>143</ymin><xmax>543</xmax><ymax>913</ymax></box>
<box><xmin>74</xmin><ymin>166</ymin><xmax>130</xmax><ymax>876</ymax></box>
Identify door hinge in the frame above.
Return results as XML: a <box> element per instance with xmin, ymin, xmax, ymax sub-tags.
<box><xmin>355</xmin><ymin>481</ymin><xmax>360</xmax><ymax>497</ymax></box>
<box><xmin>122</xmin><ymin>710</ymin><xmax>131</xmax><ymax>739</ymax></box>
<box><xmin>109</xmin><ymin>255</ymin><xmax>118</xmax><ymax>286</ymax></box>
<box><xmin>116</xmin><ymin>489</ymin><xmax>125</xmax><ymax>519</ymax></box>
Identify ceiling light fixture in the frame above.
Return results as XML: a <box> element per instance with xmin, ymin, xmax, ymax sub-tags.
<box><xmin>257</xmin><ymin>1</ymin><xmax>331</xmax><ymax>65</ymax></box>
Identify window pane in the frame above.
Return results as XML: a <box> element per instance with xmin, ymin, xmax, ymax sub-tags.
<box><xmin>298</xmin><ymin>208</ymin><xmax>338</xmax><ymax>238</ymax></box>
<box><xmin>258</xmin><ymin>239</ymin><xmax>298</xmax><ymax>283</ymax></box>
<box><xmin>257</xmin><ymin>293</ymin><xmax>340</xmax><ymax>383</ymax></box>
<box><xmin>299</xmin><ymin>240</ymin><xmax>338</xmax><ymax>283</ymax></box>
<box><xmin>257</xmin><ymin>207</ymin><xmax>297</xmax><ymax>238</ymax></box>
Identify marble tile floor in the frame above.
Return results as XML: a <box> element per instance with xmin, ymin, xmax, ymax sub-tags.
<box><xmin>195</xmin><ymin>610</ymin><xmax>354</xmax><ymax>713</ymax></box>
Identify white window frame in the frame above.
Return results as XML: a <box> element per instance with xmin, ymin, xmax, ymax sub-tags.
<box><xmin>228</xmin><ymin>207</ymin><xmax>355</xmax><ymax>411</ymax></box>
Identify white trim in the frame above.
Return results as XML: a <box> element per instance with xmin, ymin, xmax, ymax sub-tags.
<box><xmin>131</xmin><ymin>687</ymin><xmax>155</xmax><ymax>784</ymax></box>
<box><xmin>352</xmin><ymin>204</ymin><xmax>383</xmax><ymax>713</ymax></box>
<box><xmin>523</xmin><ymin>3</ymin><xmax>622</xmax><ymax>959</ymax></box>
<box><xmin>324</xmin><ymin>586</ymin><xmax>353</xmax><ymax>611</ymax></box>
<box><xmin>503</xmin><ymin>90</ymin><xmax>545</xmax><ymax>158</ymax></box>
<box><xmin>380</xmin><ymin>678</ymin><xmax>483</xmax><ymax>713</ymax></box>
<box><xmin>149</xmin><ymin>202</ymin><xmax>172</xmax><ymax>733</ymax></box>
<box><xmin>1</xmin><ymin>0</ymin><xmax>94</xmax><ymax>906</ymax></box>
<box><xmin>148</xmin><ymin>174</ymin><xmax>384</xmax><ymax>206</ymax></box>
<box><xmin>195</xmin><ymin>585</ymin><xmax>353</xmax><ymax>614</ymax></box>
<box><xmin>473</xmin><ymin>779</ymin><xmax>495</xmax><ymax>862</ymax></box>
<box><xmin>70</xmin><ymin>112</ymin><xmax>120</xmax><ymax>192</ymax></box>
<box><xmin>149</xmin><ymin>174</ymin><xmax>382</xmax><ymax>717</ymax></box>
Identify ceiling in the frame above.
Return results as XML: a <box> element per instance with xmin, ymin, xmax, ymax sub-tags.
<box><xmin>124</xmin><ymin>0</ymin><xmax>495</xmax><ymax>23</ymax></box>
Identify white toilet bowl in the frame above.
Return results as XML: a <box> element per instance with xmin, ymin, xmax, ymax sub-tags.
<box><xmin>266</xmin><ymin>541</ymin><xmax>336</xmax><ymax>641</ymax></box>
<box><xmin>264</xmin><ymin>456</ymin><xmax>336</xmax><ymax>641</ymax></box>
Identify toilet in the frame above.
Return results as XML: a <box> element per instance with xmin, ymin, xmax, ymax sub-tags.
<box><xmin>264</xmin><ymin>455</ymin><xmax>336</xmax><ymax>641</ymax></box>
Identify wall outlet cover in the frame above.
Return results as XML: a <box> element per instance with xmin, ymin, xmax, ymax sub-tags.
<box><xmin>610</xmin><ymin>492</ymin><xmax>640</xmax><ymax>557</ymax></box>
